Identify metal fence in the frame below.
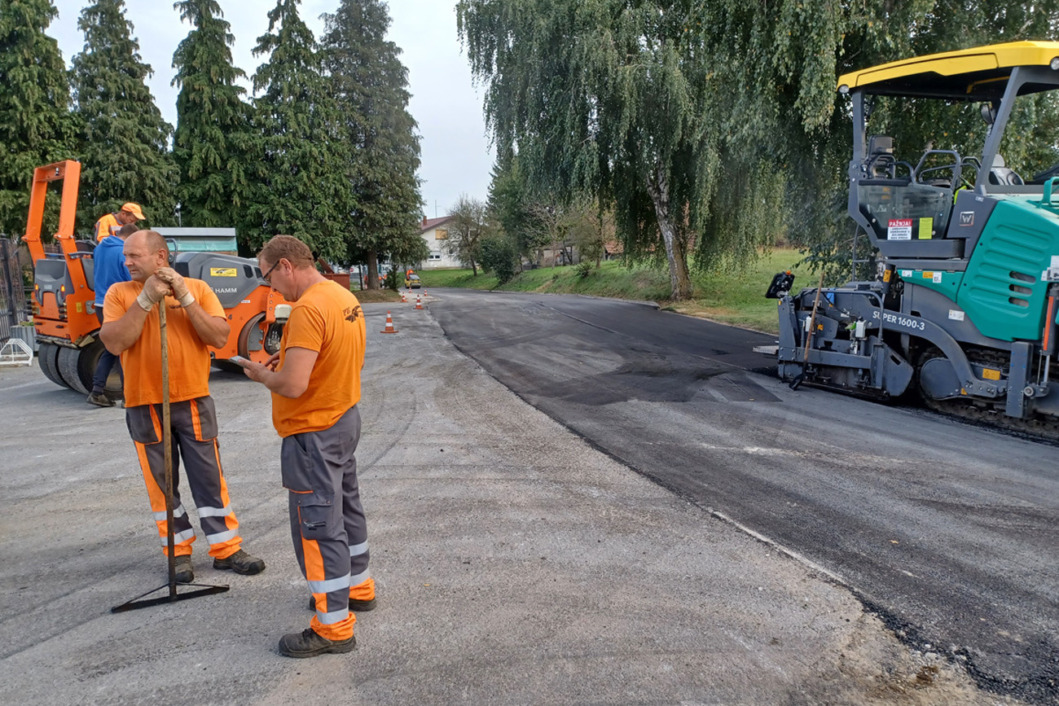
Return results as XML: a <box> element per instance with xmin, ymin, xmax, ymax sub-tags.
<box><xmin>0</xmin><ymin>237</ymin><xmax>29</xmax><ymax>344</ymax></box>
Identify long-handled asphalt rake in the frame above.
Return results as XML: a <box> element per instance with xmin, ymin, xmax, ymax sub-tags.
<box><xmin>112</xmin><ymin>300</ymin><xmax>229</xmax><ymax>612</ymax></box>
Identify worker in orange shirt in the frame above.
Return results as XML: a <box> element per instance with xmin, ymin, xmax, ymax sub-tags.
<box><xmin>95</xmin><ymin>202</ymin><xmax>145</xmax><ymax>242</ymax></box>
<box><xmin>238</xmin><ymin>234</ymin><xmax>374</xmax><ymax>658</ymax></box>
<box><xmin>100</xmin><ymin>229</ymin><xmax>266</xmax><ymax>584</ymax></box>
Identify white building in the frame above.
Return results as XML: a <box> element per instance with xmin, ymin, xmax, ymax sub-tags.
<box><xmin>418</xmin><ymin>216</ymin><xmax>459</xmax><ymax>269</ymax></box>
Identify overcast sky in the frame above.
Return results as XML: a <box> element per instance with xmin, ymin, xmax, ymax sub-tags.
<box><xmin>50</xmin><ymin>0</ymin><xmax>494</xmax><ymax>219</ymax></box>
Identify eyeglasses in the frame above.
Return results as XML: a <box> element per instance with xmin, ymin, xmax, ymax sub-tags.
<box><xmin>261</xmin><ymin>260</ymin><xmax>280</xmax><ymax>284</ymax></box>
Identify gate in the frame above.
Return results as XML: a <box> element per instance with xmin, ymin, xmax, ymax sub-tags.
<box><xmin>0</xmin><ymin>237</ymin><xmax>29</xmax><ymax>344</ymax></box>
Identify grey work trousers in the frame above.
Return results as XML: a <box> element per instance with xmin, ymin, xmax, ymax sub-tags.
<box><xmin>281</xmin><ymin>406</ymin><xmax>370</xmax><ymax>633</ymax></box>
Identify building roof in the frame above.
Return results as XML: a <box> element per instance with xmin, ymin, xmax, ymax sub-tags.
<box><xmin>420</xmin><ymin>216</ymin><xmax>455</xmax><ymax>233</ymax></box>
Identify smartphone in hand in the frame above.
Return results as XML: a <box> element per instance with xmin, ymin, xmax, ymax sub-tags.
<box><xmin>229</xmin><ymin>355</ymin><xmax>249</xmax><ymax>366</ymax></box>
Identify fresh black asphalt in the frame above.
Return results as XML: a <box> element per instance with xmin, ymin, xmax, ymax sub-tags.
<box><xmin>429</xmin><ymin>288</ymin><xmax>1059</xmax><ymax>704</ymax></box>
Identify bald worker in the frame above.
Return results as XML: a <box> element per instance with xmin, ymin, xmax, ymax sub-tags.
<box><xmin>100</xmin><ymin>230</ymin><xmax>266</xmax><ymax>584</ymax></box>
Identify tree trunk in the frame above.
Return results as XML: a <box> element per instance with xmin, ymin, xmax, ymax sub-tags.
<box><xmin>366</xmin><ymin>252</ymin><xmax>379</xmax><ymax>289</ymax></box>
<box><xmin>645</xmin><ymin>166</ymin><xmax>692</xmax><ymax>300</ymax></box>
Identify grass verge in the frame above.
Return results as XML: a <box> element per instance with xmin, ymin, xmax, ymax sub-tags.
<box><xmin>417</xmin><ymin>248</ymin><xmax>811</xmax><ymax>335</ymax></box>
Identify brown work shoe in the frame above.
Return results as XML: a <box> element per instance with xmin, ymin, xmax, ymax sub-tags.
<box><xmin>87</xmin><ymin>391</ymin><xmax>114</xmax><ymax>407</ymax></box>
<box><xmin>278</xmin><ymin>628</ymin><xmax>355</xmax><ymax>658</ymax></box>
<box><xmin>213</xmin><ymin>549</ymin><xmax>266</xmax><ymax>575</ymax></box>
<box><xmin>309</xmin><ymin>595</ymin><xmax>377</xmax><ymax>612</ymax></box>
<box><xmin>174</xmin><ymin>555</ymin><xmax>194</xmax><ymax>584</ymax></box>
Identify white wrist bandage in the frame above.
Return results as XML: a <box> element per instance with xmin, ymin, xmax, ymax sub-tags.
<box><xmin>178</xmin><ymin>291</ymin><xmax>195</xmax><ymax>308</ymax></box>
<box><xmin>136</xmin><ymin>290</ymin><xmax>155</xmax><ymax>312</ymax></box>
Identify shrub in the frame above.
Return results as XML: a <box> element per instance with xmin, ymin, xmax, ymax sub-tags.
<box><xmin>479</xmin><ymin>235</ymin><xmax>519</xmax><ymax>284</ymax></box>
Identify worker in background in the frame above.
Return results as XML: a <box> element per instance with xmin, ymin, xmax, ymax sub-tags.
<box><xmin>94</xmin><ymin>202</ymin><xmax>144</xmax><ymax>242</ymax></box>
<box><xmin>87</xmin><ymin>222</ymin><xmax>137</xmax><ymax>407</ymax></box>
<box><xmin>238</xmin><ymin>234</ymin><xmax>374</xmax><ymax>658</ymax></box>
<box><xmin>99</xmin><ymin>230</ymin><xmax>266</xmax><ymax>584</ymax></box>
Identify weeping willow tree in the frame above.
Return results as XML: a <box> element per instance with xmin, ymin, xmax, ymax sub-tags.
<box><xmin>458</xmin><ymin>1</ymin><xmax>716</xmax><ymax>300</ymax></box>
<box><xmin>460</xmin><ymin>0</ymin><xmax>1059</xmax><ymax>296</ymax></box>
<box><xmin>457</xmin><ymin>0</ymin><xmax>867</xmax><ymax>299</ymax></box>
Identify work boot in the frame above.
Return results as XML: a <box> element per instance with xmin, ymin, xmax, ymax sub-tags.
<box><xmin>213</xmin><ymin>548</ymin><xmax>266</xmax><ymax>575</ymax></box>
<box><xmin>86</xmin><ymin>391</ymin><xmax>114</xmax><ymax>407</ymax></box>
<box><xmin>278</xmin><ymin>628</ymin><xmax>355</xmax><ymax>658</ymax></box>
<box><xmin>309</xmin><ymin>595</ymin><xmax>377</xmax><ymax>612</ymax></box>
<box><xmin>174</xmin><ymin>555</ymin><xmax>194</xmax><ymax>584</ymax></box>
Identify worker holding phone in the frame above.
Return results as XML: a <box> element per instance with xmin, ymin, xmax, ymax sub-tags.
<box><xmin>236</xmin><ymin>235</ymin><xmax>373</xmax><ymax>659</ymax></box>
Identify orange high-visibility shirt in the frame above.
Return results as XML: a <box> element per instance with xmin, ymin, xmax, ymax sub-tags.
<box><xmin>95</xmin><ymin>213</ymin><xmax>121</xmax><ymax>242</ymax></box>
<box><xmin>103</xmin><ymin>279</ymin><xmax>226</xmax><ymax>407</ymax></box>
<box><xmin>271</xmin><ymin>280</ymin><xmax>366</xmax><ymax>438</ymax></box>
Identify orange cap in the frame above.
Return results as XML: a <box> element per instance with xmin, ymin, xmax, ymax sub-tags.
<box><xmin>121</xmin><ymin>202</ymin><xmax>145</xmax><ymax>220</ymax></box>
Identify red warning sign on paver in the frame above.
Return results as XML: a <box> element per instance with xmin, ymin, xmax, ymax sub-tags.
<box><xmin>887</xmin><ymin>218</ymin><xmax>913</xmax><ymax>240</ymax></box>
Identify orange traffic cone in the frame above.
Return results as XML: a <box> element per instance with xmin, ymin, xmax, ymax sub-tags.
<box><xmin>380</xmin><ymin>311</ymin><xmax>398</xmax><ymax>334</ymax></box>
<box><xmin>415</xmin><ymin>294</ymin><xmax>423</xmax><ymax>310</ymax></box>
<box><xmin>400</xmin><ymin>290</ymin><xmax>407</xmax><ymax>303</ymax></box>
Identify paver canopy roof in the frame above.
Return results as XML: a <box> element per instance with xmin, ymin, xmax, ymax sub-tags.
<box><xmin>837</xmin><ymin>41</ymin><xmax>1059</xmax><ymax>100</ymax></box>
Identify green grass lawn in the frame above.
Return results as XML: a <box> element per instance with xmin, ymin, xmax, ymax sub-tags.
<box><xmin>417</xmin><ymin>248</ymin><xmax>813</xmax><ymax>335</ymax></box>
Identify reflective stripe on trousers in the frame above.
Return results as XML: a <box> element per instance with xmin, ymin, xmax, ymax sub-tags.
<box><xmin>283</xmin><ymin>406</ymin><xmax>369</xmax><ymax>642</ymax></box>
<box><xmin>128</xmin><ymin>398</ymin><xmax>242</xmax><ymax>559</ymax></box>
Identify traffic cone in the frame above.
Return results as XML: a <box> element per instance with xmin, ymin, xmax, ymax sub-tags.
<box><xmin>415</xmin><ymin>294</ymin><xmax>423</xmax><ymax>310</ymax></box>
<box><xmin>380</xmin><ymin>311</ymin><xmax>398</xmax><ymax>334</ymax></box>
<box><xmin>400</xmin><ymin>290</ymin><xmax>407</xmax><ymax>303</ymax></box>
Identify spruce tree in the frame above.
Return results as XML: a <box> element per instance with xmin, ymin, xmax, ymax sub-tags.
<box><xmin>0</xmin><ymin>0</ymin><xmax>73</xmax><ymax>238</ymax></box>
<box><xmin>242</xmin><ymin>0</ymin><xmax>354</xmax><ymax>260</ymax></box>
<box><xmin>320</xmin><ymin>0</ymin><xmax>425</xmax><ymax>285</ymax></box>
<box><xmin>70</xmin><ymin>0</ymin><xmax>178</xmax><ymax>231</ymax></box>
<box><xmin>172</xmin><ymin>0</ymin><xmax>248</xmax><ymax>228</ymax></box>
